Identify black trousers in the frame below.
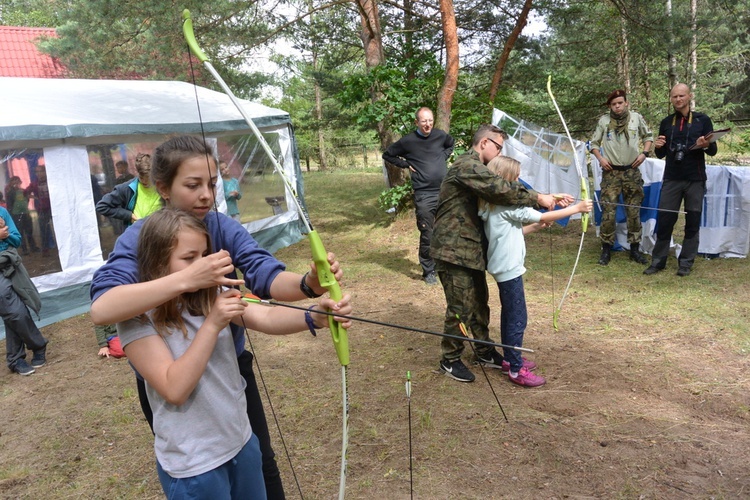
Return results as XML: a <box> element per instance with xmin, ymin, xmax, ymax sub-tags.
<box><xmin>414</xmin><ymin>189</ymin><xmax>440</xmax><ymax>276</ymax></box>
<box><xmin>137</xmin><ymin>348</ymin><xmax>286</xmax><ymax>499</ymax></box>
<box><xmin>650</xmin><ymin>179</ymin><xmax>705</xmax><ymax>270</ymax></box>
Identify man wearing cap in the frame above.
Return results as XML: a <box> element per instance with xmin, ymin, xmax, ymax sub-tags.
<box><xmin>383</xmin><ymin>107</ymin><xmax>455</xmax><ymax>285</ymax></box>
<box><xmin>590</xmin><ymin>89</ymin><xmax>653</xmax><ymax>266</ymax></box>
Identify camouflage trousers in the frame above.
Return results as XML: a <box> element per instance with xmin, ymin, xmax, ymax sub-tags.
<box><xmin>435</xmin><ymin>260</ymin><xmax>496</xmax><ymax>361</ymax></box>
<box><xmin>599</xmin><ymin>167</ymin><xmax>644</xmax><ymax>245</ymax></box>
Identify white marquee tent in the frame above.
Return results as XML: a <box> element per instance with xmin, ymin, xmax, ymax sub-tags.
<box><xmin>0</xmin><ymin>77</ymin><xmax>306</xmax><ymax>337</ymax></box>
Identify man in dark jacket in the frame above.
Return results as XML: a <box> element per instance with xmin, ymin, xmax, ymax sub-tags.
<box><xmin>644</xmin><ymin>83</ymin><xmax>717</xmax><ymax>277</ymax></box>
<box><xmin>383</xmin><ymin>107</ymin><xmax>454</xmax><ymax>285</ymax></box>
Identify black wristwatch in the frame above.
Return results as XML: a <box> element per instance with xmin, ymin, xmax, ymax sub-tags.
<box><xmin>641</xmin><ymin>151</ymin><xmax>651</xmax><ymax>158</ymax></box>
<box><xmin>300</xmin><ymin>271</ymin><xmax>323</xmax><ymax>298</ymax></box>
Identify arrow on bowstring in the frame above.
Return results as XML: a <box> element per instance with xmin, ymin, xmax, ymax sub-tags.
<box><xmin>242</xmin><ymin>295</ymin><xmax>534</xmax><ymax>353</ymax></box>
<box><xmin>182</xmin><ymin>10</ymin><xmax>350</xmax><ymax>499</ymax></box>
<box><xmin>556</xmin><ymin>196</ymin><xmax>688</xmax><ymax>215</ymax></box>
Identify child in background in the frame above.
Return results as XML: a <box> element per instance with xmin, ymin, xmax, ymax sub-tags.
<box><xmin>116</xmin><ymin>208</ymin><xmax>351</xmax><ymax>498</ymax></box>
<box><xmin>479</xmin><ymin>156</ymin><xmax>591</xmax><ymax>387</ymax></box>
<box><xmin>220</xmin><ymin>161</ymin><xmax>242</xmax><ymax>221</ymax></box>
<box><xmin>94</xmin><ymin>324</ymin><xmax>125</xmax><ymax>358</ymax></box>
<box><xmin>5</xmin><ymin>176</ymin><xmax>38</xmax><ymax>254</ymax></box>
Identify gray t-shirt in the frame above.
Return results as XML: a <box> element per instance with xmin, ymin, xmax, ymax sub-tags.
<box><xmin>118</xmin><ymin>311</ymin><xmax>251</xmax><ymax>478</ymax></box>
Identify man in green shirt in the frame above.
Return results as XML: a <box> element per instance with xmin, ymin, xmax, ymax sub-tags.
<box><xmin>590</xmin><ymin>89</ymin><xmax>653</xmax><ymax>266</ymax></box>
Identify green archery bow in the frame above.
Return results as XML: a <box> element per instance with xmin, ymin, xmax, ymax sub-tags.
<box><xmin>182</xmin><ymin>10</ymin><xmax>349</xmax><ymax>498</ymax></box>
<box><xmin>547</xmin><ymin>75</ymin><xmax>591</xmax><ymax>330</ymax></box>
<box><xmin>182</xmin><ymin>9</ymin><xmax>348</xmax><ymax>366</ymax></box>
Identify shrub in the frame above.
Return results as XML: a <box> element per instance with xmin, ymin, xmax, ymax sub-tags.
<box><xmin>378</xmin><ymin>180</ymin><xmax>414</xmax><ymax>214</ymax></box>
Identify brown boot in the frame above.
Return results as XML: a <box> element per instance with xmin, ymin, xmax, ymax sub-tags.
<box><xmin>629</xmin><ymin>244</ymin><xmax>648</xmax><ymax>264</ymax></box>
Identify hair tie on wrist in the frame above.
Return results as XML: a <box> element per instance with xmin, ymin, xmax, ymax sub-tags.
<box><xmin>304</xmin><ymin>305</ymin><xmax>320</xmax><ymax>336</ymax></box>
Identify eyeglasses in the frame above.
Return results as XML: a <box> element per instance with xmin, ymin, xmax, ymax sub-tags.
<box><xmin>486</xmin><ymin>137</ymin><xmax>503</xmax><ymax>152</ymax></box>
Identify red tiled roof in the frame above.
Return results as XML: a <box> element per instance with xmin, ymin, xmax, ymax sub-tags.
<box><xmin>0</xmin><ymin>26</ymin><xmax>67</xmax><ymax>78</ymax></box>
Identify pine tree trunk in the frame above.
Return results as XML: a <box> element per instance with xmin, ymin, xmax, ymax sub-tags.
<box><xmin>313</xmin><ymin>51</ymin><xmax>328</xmax><ymax>171</ymax></box>
<box><xmin>355</xmin><ymin>0</ymin><xmax>402</xmax><ymax>185</ymax></box>
<box><xmin>488</xmin><ymin>0</ymin><xmax>533</xmax><ymax>104</ymax></box>
<box><xmin>689</xmin><ymin>0</ymin><xmax>698</xmax><ymax>109</ymax></box>
<box><xmin>666</xmin><ymin>0</ymin><xmax>678</xmax><ymax>90</ymax></box>
<box><xmin>436</xmin><ymin>0</ymin><xmax>459</xmax><ymax>132</ymax></box>
<box><xmin>619</xmin><ymin>17</ymin><xmax>631</xmax><ymax>93</ymax></box>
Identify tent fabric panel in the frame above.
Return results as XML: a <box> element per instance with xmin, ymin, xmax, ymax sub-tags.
<box><xmin>251</xmin><ymin>219</ymin><xmax>306</xmax><ymax>255</ymax></box>
<box><xmin>44</xmin><ymin>145</ymin><xmax>103</xmax><ymax>272</ymax></box>
<box><xmin>0</xmin><ymin>78</ymin><xmax>291</xmax><ymax>149</ymax></box>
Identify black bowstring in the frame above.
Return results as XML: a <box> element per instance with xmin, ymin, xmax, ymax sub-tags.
<box><xmin>545</xmin><ymin>118</ymin><xmax>557</xmax><ymax>330</ymax></box>
<box><xmin>185</xmin><ymin>43</ymin><xmax>304</xmax><ymax>499</ymax></box>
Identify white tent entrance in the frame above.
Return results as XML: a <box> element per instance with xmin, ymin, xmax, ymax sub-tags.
<box><xmin>0</xmin><ymin>77</ymin><xmax>306</xmax><ymax>338</ymax></box>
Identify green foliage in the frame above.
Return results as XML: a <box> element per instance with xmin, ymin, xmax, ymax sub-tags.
<box><xmin>268</xmin><ymin>4</ymin><xmax>377</xmax><ymax>167</ymax></box>
<box><xmin>739</xmin><ymin>130</ymin><xmax>750</xmax><ymax>151</ymax></box>
<box><xmin>37</xmin><ymin>0</ymin><xmax>278</xmax><ymax>92</ymax></box>
<box><xmin>0</xmin><ymin>0</ymin><xmax>61</xmax><ymax>26</ymax></box>
<box><xmin>377</xmin><ymin>179</ymin><xmax>413</xmax><ymax>214</ymax></box>
<box><xmin>719</xmin><ymin>129</ymin><xmax>750</xmax><ymax>160</ymax></box>
<box><xmin>339</xmin><ymin>55</ymin><xmax>445</xmax><ymax>136</ymax></box>
<box><xmin>518</xmin><ymin>0</ymin><xmax>750</xmax><ymax>136</ymax></box>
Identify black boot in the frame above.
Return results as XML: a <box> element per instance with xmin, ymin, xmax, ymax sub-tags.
<box><xmin>598</xmin><ymin>243</ymin><xmax>612</xmax><ymax>266</ymax></box>
<box><xmin>629</xmin><ymin>244</ymin><xmax>648</xmax><ymax>264</ymax></box>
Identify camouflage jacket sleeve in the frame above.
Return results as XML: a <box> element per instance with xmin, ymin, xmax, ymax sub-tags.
<box><xmin>454</xmin><ymin>151</ymin><xmax>539</xmax><ymax>207</ymax></box>
<box><xmin>430</xmin><ymin>150</ymin><xmax>538</xmax><ymax>271</ymax></box>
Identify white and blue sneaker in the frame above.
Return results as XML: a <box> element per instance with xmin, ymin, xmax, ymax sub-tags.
<box><xmin>12</xmin><ymin>359</ymin><xmax>35</xmax><ymax>376</ymax></box>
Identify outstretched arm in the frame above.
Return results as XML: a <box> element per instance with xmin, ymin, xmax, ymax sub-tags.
<box><xmin>539</xmin><ymin>199</ymin><xmax>592</xmax><ymax>224</ymax></box>
<box><xmin>124</xmin><ymin>289</ymin><xmax>246</xmax><ymax>406</ymax></box>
